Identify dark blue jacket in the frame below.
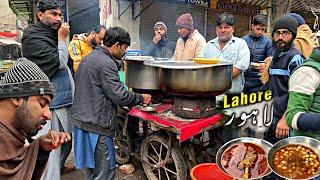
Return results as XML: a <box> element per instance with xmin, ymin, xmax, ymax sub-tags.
<box><xmin>49</xmin><ymin>67</ymin><xmax>73</xmax><ymax>108</ymax></box>
<box><xmin>264</xmin><ymin>47</ymin><xmax>304</xmax><ymax>144</ymax></box>
<box><xmin>242</xmin><ymin>34</ymin><xmax>273</xmax><ymax>93</ymax></box>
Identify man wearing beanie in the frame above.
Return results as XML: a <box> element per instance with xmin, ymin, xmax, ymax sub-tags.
<box><xmin>173</xmin><ymin>13</ymin><xmax>206</xmax><ymax>61</ymax></box>
<box><xmin>143</xmin><ymin>21</ymin><xmax>175</xmax><ymax>58</ymax></box>
<box><xmin>204</xmin><ymin>12</ymin><xmax>250</xmax><ymax>93</ymax></box>
<box><xmin>0</xmin><ymin>58</ymin><xmax>71</xmax><ymax>180</ymax></box>
<box><xmin>262</xmin><ymin>14</ymin><xmax>305</xmax><ymax>146</ymax></box>
<box><xmin>290</xmin><ymin>13</ymin><xmax>319</xmax><ymax>59</ymax></box>
<box><xmin>21</xmin><ymin>0</ymin><xmax>75</xmax><ymax>179</ymax></box>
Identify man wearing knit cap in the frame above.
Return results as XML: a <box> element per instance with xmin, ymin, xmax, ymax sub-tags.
<box><xmin>290</xmin><ymin>13</ymin><xmax>319</xmax><ymax>59</ymax></box>
<box><xmin>0</xmin><ymin>58</ymin><xmax>71</xmax><ymax>180</ymax></box>
<box><xmin>21</xmin><ymin>0</ymin><xmax>75</xmax><ymax>179</ymax></box>
<box><xmin>144</xmin><ymin>21</ymin><xmax>176</xmax><ymax>59</ymax></box>
<box><xmin>262</xmin><ymin>14</ymin><xmax>305</xmax><ymax>146</ymax></box>
<box><xmin>173</xmin><ymin>13</ymin><xmax>206</xmax><ymax>61</ymax></box>
<box><xmin>144</xmin><ymin>21</ymin><xmax>175</xmax><ymax>59</ymax></box>
<box><xmin>204</xmin><ymin>12</ymin><xmax>250</xmax><ymax>93</ymax></box>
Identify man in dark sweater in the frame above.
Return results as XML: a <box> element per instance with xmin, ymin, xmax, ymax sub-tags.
<box><xmin>143</xmin><ymin>21</ymin><xmax>175</xmax><ymax>59</ymax></box>
<box><xmin>71</xmin><ymin>27</ymin><xmax>151</xmax><ymax>180</ymax></box>
<box><xmin>263</xmin><ymin>15</ymin><xmax>305</xmax><ymax>145</ymax></box>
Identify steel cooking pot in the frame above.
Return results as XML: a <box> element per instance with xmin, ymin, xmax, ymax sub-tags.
<box><xmin>144</xmin><ymin>61</ymin><xmax>232</xmax><ymax>96</ymax></box>
<box><xmin>124</xmin><ymin>56</ymin><xmax>159</xmax><ymax>90</ymax></box>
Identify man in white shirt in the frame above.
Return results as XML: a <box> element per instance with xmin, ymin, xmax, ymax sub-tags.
<box><xmin>204</xmin><ymin>12</ymin><xmax>250</xmax><ymax>92</ymax></box>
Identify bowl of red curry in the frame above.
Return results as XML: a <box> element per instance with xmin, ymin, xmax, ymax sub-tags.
<box><xmin>216</xmin><ymin>137</ymin><xmax>273</xmax><ymax>179</ymax></box>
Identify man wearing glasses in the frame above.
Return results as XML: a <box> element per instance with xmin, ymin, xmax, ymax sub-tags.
<box><xmin>263</xmin><ymin>15</ymin><xmax>305</xmax><ymax>146</ymax></box>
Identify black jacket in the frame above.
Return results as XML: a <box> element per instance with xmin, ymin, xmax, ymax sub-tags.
<box><xmin>22</xmin><ymin>22</ymin><xmax>60</xmax><ymax>78</ymax></box>
<box><xmin>71</xmin><ymin>46</ymin><xmax>143</xmax><ymax>137</ymax></box>
<box><xmin>143</xmin><ymin>37</ymin><xmax>175</xmax><ymax>59</ymax></box>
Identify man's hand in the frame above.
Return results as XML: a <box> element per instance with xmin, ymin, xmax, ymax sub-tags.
<box><xmin>58</xmin><ymin>23</ymin><xmax>70</xmax><ymax>42</ymax></box>
<box><xmin>141</xmin><ymin>94</ymin><xmax>152</xmax><ymax>105</ymax></box>
<box><xmin>40</xmin><ymin>130</ymin><xmax>71</xmax><ymax>151</ymax></box>
<box><xmin>152</xmin><ymin>34</ymin><xmax>162</xmax><ymax>44</ymax></box>
<box><xmin>260</xmin><ymin>57</ymin><xmax>272</xmax><ymax>84</ymax></box>
<box><xmin>275</xmin><ymin>117</ymin><xmax>289</xmax><ymax>139</ymax></box>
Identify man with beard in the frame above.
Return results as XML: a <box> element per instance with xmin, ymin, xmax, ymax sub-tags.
<box><xmin>0</xmin><ymin>58</ymin><xmax>71</xmax><ymax>180</ymax></box>
<box><xmin>243</xmin><ymin>14</ymin><xmax>273</xmax><ymax>93</ymax></box>
<box><xmin>204</xmin><ymin>12</ymin><xmax>250</xmax><ymax>92</ymax></box>
<box><xmin>173</xmin><ymin>13</ymin><xmax>206</xmax><ymax>61</ymax></box>
<box><xmin>21</xmin><ymin>0</ymin><xmax>74</xmax><ymax>179</ymax></box>
<box><xmin>263</xmin><ymin>14</ymin><xmax>305</xmax><ymax>145</ymax></box>
<box><xmin>68</xmin><ymin>25</ymin><xmax>107</xmax><ymax>72</ymax></box>
<box><xmin>71</xmin><ymin>27</ymin><xmax>151</xmax><ymax>180</ymax></box>
<box><xmin>143</xmin><ymin>21</ymin><xmax>175</xmax><ymax>59</ymax></box>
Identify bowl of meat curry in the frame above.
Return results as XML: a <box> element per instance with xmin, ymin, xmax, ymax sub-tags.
<box><xmin>216</xmin><ymin>137</ymin><xmax>273</xmax><ymax>179</ymax></box>
<box><xmin>268</xmin><ymin>136</ymin><xmax>320</xmax><ymax>180</ymax></box>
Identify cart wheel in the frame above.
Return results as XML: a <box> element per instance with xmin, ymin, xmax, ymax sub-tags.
<box><xmin>141</xmin><ymin>134</ymin><xmax>187</xmax><ymax>180</ymax></box>
<box><xmin>115</xmin><ymin>117</ymin><xmax>132</xmax><ymax>165</ymax></box>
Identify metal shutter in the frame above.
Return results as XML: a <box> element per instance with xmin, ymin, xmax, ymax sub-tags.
<box><xmin>139</xmin><ymin>0</ymin><xmax>206</xmax><ymax>50</ymax></box>
<box><xmin>206</xmin><ymin>10</ymin><xmax>250</xmax><ymax>40</ymax></box>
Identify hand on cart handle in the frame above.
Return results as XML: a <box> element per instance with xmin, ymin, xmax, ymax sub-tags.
<box><xmin>141</xmin><ymin>94</ymin><xmax>152</xmax><ymax>105</ymax></box>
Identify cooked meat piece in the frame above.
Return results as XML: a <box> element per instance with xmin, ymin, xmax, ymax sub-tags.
<box><xmin>238</xmin><ymin>146</ymin><xmax>258</xmax><ymax>179</ymax></box>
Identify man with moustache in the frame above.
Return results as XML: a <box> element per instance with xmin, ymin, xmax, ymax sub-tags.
<box><xmin>173</xmin><ymin>13</ymin><xmax>206</xmax><ymax>61</ymax></box>
<box><xmin>144</xmin><ymin>21</ymin><xmax>175</xmax><ymax>59</ymax></box>
<box><xmin>263</xmin><ymin>15</ymin><xmax>305</xmax><ymax>145</ymax></box>
<box><xmin>0</xmin><ymin>58</ymin><xmax>71</xmax><ymax>180</ymax></box>
<box><xmin>71</xmin><ymin>27</ymin><xmax>151</xmax><ymax>180</ymax></box>
<box><xmin>22</xmin><ymin>0</ymin><xmax>74</xmax><ymax>179</ymax></box>
<box><xmin>69</xmin><ymin>25</ymin><xmax>107</xmax><ymax>72</ymax></box>
<box><xmin>204</xmin><ymin>12</ymin><xmax>250</xmax><ymax>93</ymax></box>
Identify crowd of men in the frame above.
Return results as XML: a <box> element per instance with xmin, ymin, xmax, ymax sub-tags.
<box><xmin>0</xmin><ymin>0</ymin><xmax>320</xmax><ymax>179</ymax></box>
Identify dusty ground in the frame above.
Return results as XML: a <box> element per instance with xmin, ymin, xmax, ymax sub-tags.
<box><xmin>61</xmin><ymin>154</ymin><xmax>147</xmax><ymax>180</ymax></box>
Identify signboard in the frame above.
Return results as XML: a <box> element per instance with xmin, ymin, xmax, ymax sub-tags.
<box><xmin>175</xmin><ymin>0</ymin><xmax>210</xmax><ymax>8</ymax></box>
<box><xmin>215</xmin><ymin>1</ymin><xmax>260</xmax><ymax>15</ymax></box>
<box><xmin>100</xmin><ymin>0</ymin><xmax>113</xmax><ymax>28</ymax></box>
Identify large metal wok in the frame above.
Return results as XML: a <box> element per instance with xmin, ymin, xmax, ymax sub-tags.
<box><xmin>124</xmin><ymin>56</ymin><xmax>159</xmax><ymax>90</ymax></box>
<box><xmin>144</xmin><ymin>61</ymin><xmax>232</xmax><ymax>96</ymax></box>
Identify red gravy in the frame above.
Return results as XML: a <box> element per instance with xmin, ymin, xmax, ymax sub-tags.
<box><xmin>221</xmin><ymin>143</ymin><xmax>268</xmax><ymax>179</ymax></box>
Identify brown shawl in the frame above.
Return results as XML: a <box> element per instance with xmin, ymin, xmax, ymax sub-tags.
<box><xmin>0</xmin><ymin>120</ymin><xmax>47</xmax><ymax>180</ymax></box>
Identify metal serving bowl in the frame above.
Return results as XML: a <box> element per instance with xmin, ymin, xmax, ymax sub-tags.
<box><xmin>216</xmin><ymin>137</ymin><xmax>273</xmax><ymax>180</ymax></box>
<box><xmin>144</xmin><ymin>61</ymin><xmax>232</xmax><ymax>96</ymax></box>
<box><xmin>267</xmin><ymin>136</ymin><xmax>320</xmax><ymax>180</ymax></box>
